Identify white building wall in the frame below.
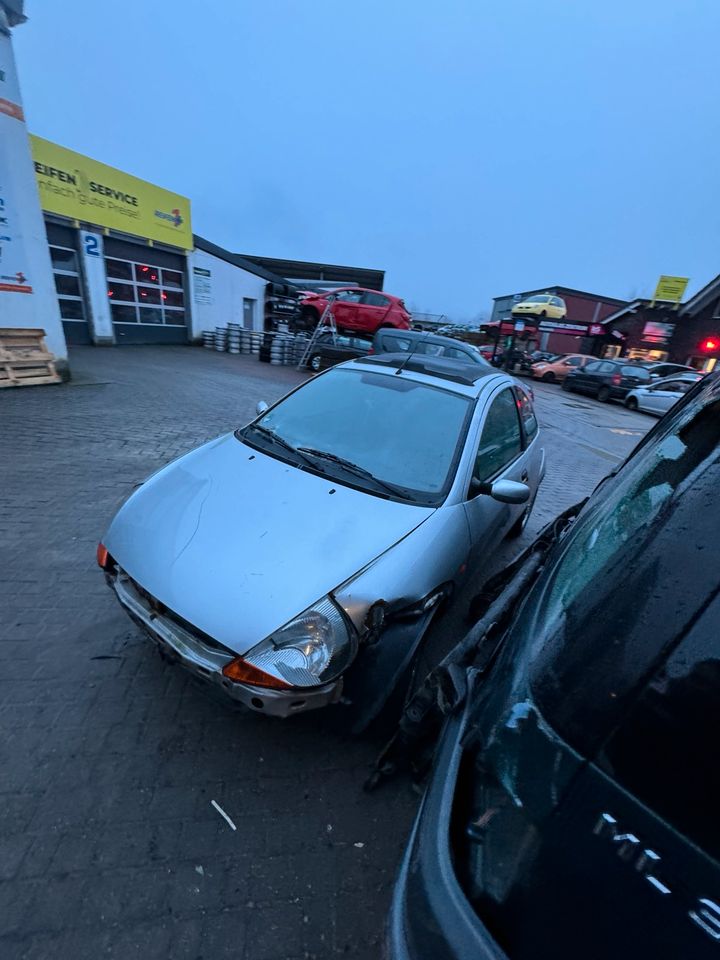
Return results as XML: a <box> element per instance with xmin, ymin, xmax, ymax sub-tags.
<box><xmin>189</xmin><ymin>248</ymin><xmax>266</xmax><ymax>338</ymax></box>
<box><xmin>0</xmin><ymin>29</ymin><xmax>67</xmax><ymax>372</ymax></box>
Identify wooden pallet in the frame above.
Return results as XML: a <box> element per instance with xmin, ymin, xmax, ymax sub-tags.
<box><xmin>0</xmin><ymin>328</ymin><xmax>61</xmax><ymax>387</ymax></box>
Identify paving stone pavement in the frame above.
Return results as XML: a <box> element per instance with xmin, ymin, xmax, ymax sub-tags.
<box><xmin>0</xmin><ymin>347</ymin><xmax>652</xmax><ymax>959</ymax></box>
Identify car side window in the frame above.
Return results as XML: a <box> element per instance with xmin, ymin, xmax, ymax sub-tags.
<box><xmin>445</xmin><ymin>346</ymin><xmax>469</xmax><ymax>361</ymax></box>
<box><xmin>527</xmin><ymin>392</ymin><xmax>720</xmax><ymax>758</ymax></box>
<box><xmin>567</xmin><ymin>356</ymin><xmax>583</xmax><ymax>367</ymax></box>
<box><xmin>584</xmin><ymin>361</ymin><xmax>602</xmax><ymax>372</ymax></box>
<box><xmin>335</xmin><ymin>290</ymin><xmax>363</xmax><ymax>303</ymax></box>
<box><xmin>551</xmin><ymin>297</ymin><xmax>563</xmax><ymax>306</ymax></box>
<box><xmin>379</xmin><ymin>334</ymin><xmax>411</xmax><ymax>352</ymax></box>
<box><xmin>474</xmin><ymin>388</ymin><xmax>523</xmax><ymax>483</ymax></box>
<box><xmin>598</xmin><ymin>362</ymin><xmax>617</xmax><ymax>373</ymax></box>
<box><xmin>623</xmin><ymin>365</ymin><xmax>650</xmax><ymax>380</ymax></box>
<box><xmin>514</xmin><ymin>387</ymin><xmax>538</xmax><ymax>442</ymax></box>
<box><xmin>600</xmin><ymin>592</ymin><xmax>720</xmax><ymax>860</ymax></box>
<box><xmin>363</xmin><ymin>292</ymin><xmax>391</xmax><ymax>308</ymax></box>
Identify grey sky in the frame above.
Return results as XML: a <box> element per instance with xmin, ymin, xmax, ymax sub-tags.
<box><xmin>14</xmin><ymin>0</ymin><xmax>719</xmax><ymax>319</ymax></box>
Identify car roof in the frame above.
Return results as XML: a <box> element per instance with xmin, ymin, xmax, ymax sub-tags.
<box><xmin>375</xmin><ymin>328</ymin><xmax>478</xmax><ymax>350</ymax></box>
<box><xmin>310</xmin><ymin>287</ymin><xmax>397</xmax><ymax>299</ymax></box>
<box><xmin>654</xmin><ymin>372</ymin><xmax>703</xmax><ymax>382</ymax></box>
<box><xmin>348</xmin><ymin>353</ymin><xmax>506</xmax><ymax>395</ymax></box>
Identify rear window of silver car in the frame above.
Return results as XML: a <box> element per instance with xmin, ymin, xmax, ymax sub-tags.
<box><xmin>253</xmin><ymin>368</ymin><xmax>473</xmax><ymax>501</ymax></box>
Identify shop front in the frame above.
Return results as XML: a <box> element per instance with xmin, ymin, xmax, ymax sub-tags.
<box><xmin>30</xmin><ymin>135</ymin><xmax>193</xmax><ymax>345</ymax></box>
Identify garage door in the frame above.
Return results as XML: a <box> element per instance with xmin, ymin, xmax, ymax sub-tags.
<box><xmin>45</xmin><ymin>223</ymin><xmax>91</xmax><ymax>345</ymax></box>
<box><xmin>104</xmin><ymin>239</ymin><xmax>188</xmax><ymax>344</ymax></box>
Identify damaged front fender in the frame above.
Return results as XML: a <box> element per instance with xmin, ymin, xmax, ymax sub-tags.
<box><xmin>333</xmin><ymin>504</ymin><xmax>471</xmax><ymax>633</ymax></box>
<box><xmin>331</xmin><ymin>505</ymin><xmax>471</xmax><ymax>732</ymax></box>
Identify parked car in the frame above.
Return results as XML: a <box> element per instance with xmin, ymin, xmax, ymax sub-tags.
<box><xmin>98</xmin><ymin>354</ymin><xmax>544</xmax><ymax>728</ymax></box>
<box><xmin>531</xmin><ymin>353</ymin><xmax>595</xmax><ymax>383</ymax></box>
<box><xmin>519</xmin><ymin>350</ymin><xmax>558</xmax><ymax>374</ymax></box>
<box><xmin>299</xmin><ymin>287</ymin><xmax>411</xmax><ymax>335</ymax></box>
<box><xmin>373</xmin><ymin>328</ymin><xmax>492</xmax><ymax>367</ymax></box>
<box><xmin>306</xmin><ymin>332</ymin><xmax>373</xmax><ymax>371</ymax></box>
<box><xmin>638</xmin><ymin>361</ymin><xmax>699</xmax><ymax>380</ymax></box>
<box><xmin>389</xmin><ymin>370</ymin><xmax>720</xmax><ymax>960</ymax></box>
<box><xmin>511</xmin><ymin>293</ymin><xmax>567</xmax><ymax>320</ymax></box>
<box><xmin>563</xmin><ymin>357</ymin><xmax>652</xmax><ymax>401</ymax></box>
<box><xmin>625</xmin><ymin>373</ymin><xmax>703</xmax><ymax>415</ymax></box>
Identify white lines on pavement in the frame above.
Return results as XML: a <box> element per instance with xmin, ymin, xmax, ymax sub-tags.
<box><xmin>211</xmin><ymin>799</ymin><xmax>237</xmax><ymax>831</ymax></box>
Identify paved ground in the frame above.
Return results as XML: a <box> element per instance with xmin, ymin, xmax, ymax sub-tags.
<box><xmin>0</xmin><ymin>347</ymin><xmax>651</xmax><ymax>959</ymax></box>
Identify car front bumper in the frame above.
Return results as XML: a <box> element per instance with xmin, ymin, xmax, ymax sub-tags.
<box><xmin>108</xmin><ymin>568</ymin><xmax>342</xmax><ymax>716</ymax></box>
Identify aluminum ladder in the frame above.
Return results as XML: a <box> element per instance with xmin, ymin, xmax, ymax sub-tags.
<box><xmin>297</xmin><ymin>294</ymin><xmax>338</xmax><ymax>369</ymax></box>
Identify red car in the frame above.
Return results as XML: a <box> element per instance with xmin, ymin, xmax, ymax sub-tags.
<box><xmin>299</xmin><ymin>287</ymin><xmax>411</xmax><ymax>335</ymax></box>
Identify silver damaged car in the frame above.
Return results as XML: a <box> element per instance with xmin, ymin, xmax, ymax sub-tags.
<box><xmin>98</xmin><ymin>354</ymin><xmax>545</xmax><ymax>727</ymax></box>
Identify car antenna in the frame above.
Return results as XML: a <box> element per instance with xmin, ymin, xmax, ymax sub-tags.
<box><xmin>394</xmin><ymin>331</ymin><xmax>432</xmax><ymax>375</ymax></box>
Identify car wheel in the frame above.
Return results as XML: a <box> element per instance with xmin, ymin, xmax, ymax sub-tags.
<box><xmin>506</xmin><ymin>491</ymin><xmax>537</xmax><ymax>539</ymax></box>
<box><xmin>625</xmin><ymin>395</ymin><xmax>639</xmax><ymax>411</ymax></box>
<box><xmin>539</xmin><ymin>310</ymin><xmax>546</xmax><ymax>318</ymax></box>
<box><xmin>309</xmin><ymin>354</ymin><xmax>323</xmax><ymax>372</ymax></box>
<box><xmin>300</xmin><ymin>308</ymin><xmax>318</xmax><ymax>330</ymax></box>
<box><xmin>541</xmin><ymin>371</ymin><xmax>556</xmax><ymax>383</ymax></box>
<box><xmin>597</xmin><ymin>385</ymin><xmax>610</xmax><ymax>403</ymax></box>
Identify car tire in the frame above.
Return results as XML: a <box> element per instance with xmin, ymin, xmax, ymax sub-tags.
<box><xmin>506</xmin><ymin>490</ymin><xmax>537</xmax><ymax>539</ymax></box>
<box><xmin>300</xmin><ymin>308</ymin><xmax>318</xmax><ymax>330</ymax></box>
<box><xmin>309</xmin><ymin>354</ymin><xmax>322</xmax><ymax>372</ymax></box>
<box><xmin>625</xmin><ymin>395</ymin><xmax>639</xmax><ymax>411</ymax></box>
<box><xmin>597</xmin><ymin>385</ymin><xmax>611</xmax><ymax>403</ymax></box>
<box><xmin>541</xmin><ymin>371</ymin><xmax>556</xmax><ymax>383</ymax></box>
<box><xmin>539</xmin><ymin>310</ymin><xmax>546</xmax><ymax>318</ymax></box>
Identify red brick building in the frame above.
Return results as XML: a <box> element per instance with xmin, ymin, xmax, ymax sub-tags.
<box><xmin>489</xmin><ymin>286</ymin><xmax>628</xmax><ymax>355</ymax></box>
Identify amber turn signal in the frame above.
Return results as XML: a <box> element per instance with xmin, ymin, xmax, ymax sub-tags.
<box><xmin>97</xmin><ymin>543</ymin><xmax>109</xmax><ymax>569</ymax></box>
<box><xmin>222</xmin><ymin>657</ymin><xmax>292</xmax><ymax>690</ymax></box>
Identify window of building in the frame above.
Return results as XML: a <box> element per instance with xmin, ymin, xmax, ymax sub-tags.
<box><xmin>105</xmin><ymin>256</ymin><xmax>186</xmax><ymax>326</ymax></box>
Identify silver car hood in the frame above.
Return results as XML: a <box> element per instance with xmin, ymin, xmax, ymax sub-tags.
<box><xmin>104</xmin><ymin>433</ymin><xmax>434</xmax><ymax>655</ymax></box>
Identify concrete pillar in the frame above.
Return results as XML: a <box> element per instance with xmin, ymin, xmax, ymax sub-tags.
<box><xmin>79</xmin><ymin>230</ymin><xmax>114</xmax><ymax>344</ymax></box>
<box><xmin>0</xmin><ymin>6</ymin><xmax>69</xmax><ymax>377</ymax></box>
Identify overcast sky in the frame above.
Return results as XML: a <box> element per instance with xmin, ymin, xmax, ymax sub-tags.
<box><xmin>14</xmin><ymin>0</ymin><xmax>719</xmax><ymax>319</ymax></box>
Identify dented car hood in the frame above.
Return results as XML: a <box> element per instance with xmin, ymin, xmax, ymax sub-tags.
<box><xmin>103</xmin><ymin>433</ymin><xmax>434</xmax><ymax>655</ymax></box>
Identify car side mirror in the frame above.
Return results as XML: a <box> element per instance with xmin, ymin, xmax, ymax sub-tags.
<box><xmin>256</xmin><ymin>400</ymin><xmax>269</xmax><ymax>415</ymax></box>
<box><xmin>470</xmin><ymin>478</ymin><xmax>531</xmax><ymax>504</ymax></box>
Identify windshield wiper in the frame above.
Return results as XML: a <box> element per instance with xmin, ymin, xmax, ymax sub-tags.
<box><xmin>243</xmin><ymin>424</ymin><xmax>321</xmax><ymax>470</ymax></box>
<box><xmin>297</xmin><ymin>447</ymin><xmax>416</xmax><ymax>500</ymax></box>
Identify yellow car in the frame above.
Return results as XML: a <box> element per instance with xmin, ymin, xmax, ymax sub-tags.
<box><xmin>511</xmin><ymin>294</ymin><xmax>567</xmax><ymax>320</ymax></box>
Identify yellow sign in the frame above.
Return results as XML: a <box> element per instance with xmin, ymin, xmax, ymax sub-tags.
<box><xmin>653</xmin><ymin>275</ymin><xmax>689</xmax><ymax>304</ymax></box>
<box><xmin>29</xmin><ymin>135</ymin><xmax>192</xmax><ymax>250</ymax></box>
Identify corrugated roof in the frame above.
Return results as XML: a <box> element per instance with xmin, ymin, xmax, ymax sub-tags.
<box><xmin>193</xmin><ymin>235</ymin><xmax>295</xmax><ymax>288</ymax></box>
<box><xmin>493</xmin><ymin>285</ymin><xmax>628</xmax><ymax>305</ymax></box>
<box><xmin>681</xmin><ymin>273</ymin><xmax>720</xmax><ymax>315</ymax></box>
<box><xmin>238</xmin><ymin>254</ymin><xmax>385</xmax><ymax>291</ymax></box>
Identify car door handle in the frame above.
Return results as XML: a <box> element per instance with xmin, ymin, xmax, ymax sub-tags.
<box><xmin>521</xmin><ymin>471</ymin><xmax>529</xmax><ymax>482</ymax></box>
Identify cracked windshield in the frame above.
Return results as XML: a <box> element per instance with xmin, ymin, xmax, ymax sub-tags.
<box><xmin>1</xmin><ymin>1</ymin><xmax>718</xmax><ymax>958</ymax></box>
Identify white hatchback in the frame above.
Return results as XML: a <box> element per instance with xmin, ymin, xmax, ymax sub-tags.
<box><xmin>625</xmin><ymin>374</ymin><xmax>703</xmax><ymax>416</ymax></box>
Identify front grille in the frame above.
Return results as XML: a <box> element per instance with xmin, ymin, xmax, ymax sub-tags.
<box><xmin>123</xmin><ymin>572</ymin><xmax>234</xmax><ymax>657</ymax></box>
